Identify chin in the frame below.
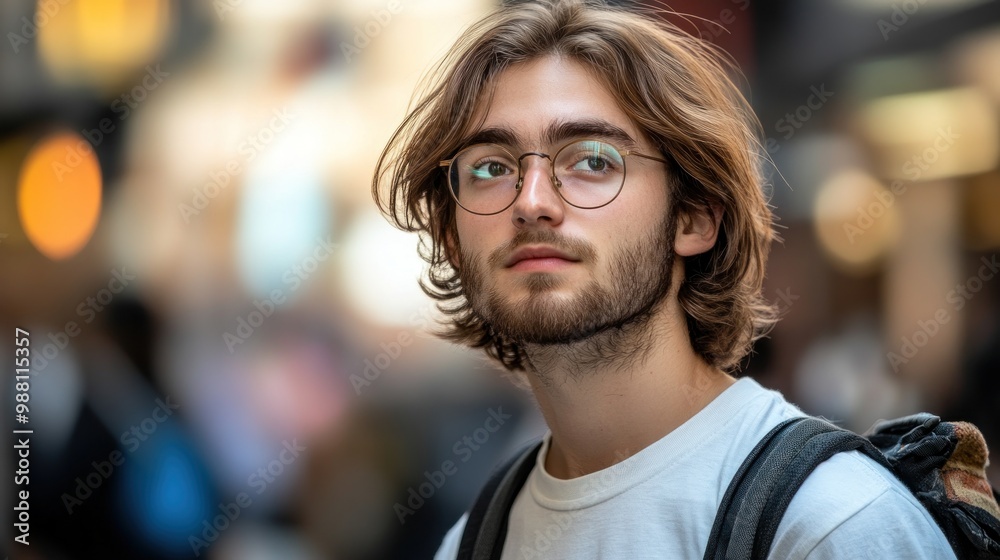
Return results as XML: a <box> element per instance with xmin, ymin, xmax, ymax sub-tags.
<box><xmin>483</xmin><ymin>293</ymin><xmax>593</xmax><ymax>340</ymax></box>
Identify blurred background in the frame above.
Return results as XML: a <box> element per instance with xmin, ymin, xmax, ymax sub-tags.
<box><xmin>0</xmin><ymin>0</ymin><xmax>998</xmax><ymax>558</ymax></box>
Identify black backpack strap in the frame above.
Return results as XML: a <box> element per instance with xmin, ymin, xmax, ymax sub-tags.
<box><xmin>457</xmin><ymin>439</ymin><xmax>543</xmax><ymax>560</ymax></box>
<box><xmin>704</xmin><ymin>416</ymin><xmax>892</xmax><ymax>560</ymax></box>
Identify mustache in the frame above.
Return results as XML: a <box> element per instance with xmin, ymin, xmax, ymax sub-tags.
<box><xmin>486</xmin><ymin>229</ymin><xmax>597</xmax><ymax>269</ymax></box>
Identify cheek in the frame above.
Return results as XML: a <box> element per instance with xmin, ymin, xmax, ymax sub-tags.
<box><xmin>599</xmin><ymin>177</ymin><xmax>669</xmax><ymax>238</ymax></box>
<box><xmin>582</xmin><ymin>181</ymin><xmax>669</xmax><ymax>277</ymax></box>
<box><xmin>454</xmin><ymin>214</ymin><xmax>499</xmax><ymax>260</ymax></box>
<box><xmin>641</xmin><ymin>183</ymin><xmax>672</xmax><ymax>231</ymax></box>
<box><xmin>629</xmin><ymin>175</ymin><xmax>670</xmax><ymax>219</ymax></box>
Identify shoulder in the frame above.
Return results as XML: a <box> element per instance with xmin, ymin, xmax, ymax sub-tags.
<box><xmin>770</xmin><ymin>450</ymin><xmax>956</xmax><ymax>559</ymax></box>
<box><xmin>433</xmin><ymin>512</ymin><xmax>468</xmax><ymax>560</ymax></box>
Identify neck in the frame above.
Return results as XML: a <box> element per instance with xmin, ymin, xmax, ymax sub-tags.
<box><xmin>522</xmin><ymin>295</ymin><xmax>736</xmax><ymax>479</ymax></box>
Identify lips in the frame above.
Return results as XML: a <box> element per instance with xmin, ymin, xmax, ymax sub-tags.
<box><xmin>504</xmin><ymin>245</ymin><xmax>580</xmax><ymax>268</ymax></box>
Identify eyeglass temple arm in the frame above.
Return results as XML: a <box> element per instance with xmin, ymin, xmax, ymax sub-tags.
<box><xmin>622</xmin><ymin>150</ymin><xmax>669</xmax><ymax>165</ymax></box>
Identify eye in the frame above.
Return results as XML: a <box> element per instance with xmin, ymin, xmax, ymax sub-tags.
<box><xmin>560</xmin><ymin>141</ymin><xmax>623</xmax><ymax>176</ymax></box>
<box><xmin>575</xmin><ymin>155</ymin><xmax>608</xmax><ymax>172</ymax></box>
<box><xmin>470</xmin><ymin>159</ymin><xmax>512</xmax><ymax>180</ymax></box>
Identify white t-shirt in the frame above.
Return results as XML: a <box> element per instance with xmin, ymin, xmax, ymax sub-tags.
<box><xmin>434</xmin><ymin>377</ymin><xmax>956</xmax><ymax>559</ymax></box>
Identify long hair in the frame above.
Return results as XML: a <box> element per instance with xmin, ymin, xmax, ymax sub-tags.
<box><xmin>372</xmin><ymin>0</ymin><xmax>778</xmax><ymax>373</ymax></box>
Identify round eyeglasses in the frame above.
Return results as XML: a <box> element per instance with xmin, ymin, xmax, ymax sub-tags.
<box><xmin>438</xmin><ymin>139</ymin><xmax>668</xmax><ymax>215</ymax></box>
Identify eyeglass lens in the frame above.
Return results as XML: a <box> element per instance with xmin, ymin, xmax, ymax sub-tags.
<box><xmin>449</xmin><ymin>140</ymin><xmax>626</xmax><ymax>214</ymax></box>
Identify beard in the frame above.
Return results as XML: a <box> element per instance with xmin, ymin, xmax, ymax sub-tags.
<box><xmin>459</xmin><ymin>207</ymin><xmax>678</xmax><ymax>348</ymax></box>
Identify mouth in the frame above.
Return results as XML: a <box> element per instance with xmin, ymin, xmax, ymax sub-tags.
<box><xmin>504</xmin><ymin>245</ymin><xmax>581</xmax><ymax>271</ymax></box>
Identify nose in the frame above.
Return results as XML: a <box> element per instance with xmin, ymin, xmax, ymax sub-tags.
<box><xmin>510</xmin><ymin>153</ymin><xmax>565</xmax><ymax>227</ymax></box>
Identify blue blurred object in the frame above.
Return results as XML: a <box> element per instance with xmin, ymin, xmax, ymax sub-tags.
<box><xmin>118</xmin><ymin>424</ymin><xmax>216</xmax><ymax>557</ymax></box>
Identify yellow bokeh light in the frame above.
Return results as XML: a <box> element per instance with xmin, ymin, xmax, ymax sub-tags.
<box><xmin>859</xmin><ymin>87</ymin><xmax>999</xmax><ymax>181</ymax></box>
<box><xmin>17</xmin><ymin>132</ymin><xmax>103</xmax><ymax>260</ymax></box>
<box><xmin>37</xmin><ymin>0</ymin><xmax>171</xmax><ymax>86</ymax></box>
<box><xmin>814</xmin><ymin>169</ymin><xmax>901</xmax><ymax>272</ymax></box>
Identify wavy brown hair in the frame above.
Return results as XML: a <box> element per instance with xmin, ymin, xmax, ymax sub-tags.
<box><xmin>372</xmin><ymin>0</ymin><xmax>778</xmax><ymax>373</ymax></box>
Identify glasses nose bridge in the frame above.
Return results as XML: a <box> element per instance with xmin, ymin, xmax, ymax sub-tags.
<box><xmin>516</xmin><ymin>151</ymin><xmax>558</xmax><ymax>190</ymax></box>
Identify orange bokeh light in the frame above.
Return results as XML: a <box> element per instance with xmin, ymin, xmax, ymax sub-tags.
<box><xmin>17</xmin><ymin>132</ymin><xmax>103</xmax><ymax>260</ymax></box>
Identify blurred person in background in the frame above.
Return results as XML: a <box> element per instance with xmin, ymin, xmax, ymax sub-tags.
<box><xmin>373</xmin><ymin>0</ymin><xmax>957</xmax><ymax>558</ymax></box>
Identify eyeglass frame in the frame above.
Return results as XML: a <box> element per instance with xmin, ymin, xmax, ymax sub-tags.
<box><xmin>438</xmin><ymin>138</ymin><xmax>670</xmax><ymax>216</ymax></box>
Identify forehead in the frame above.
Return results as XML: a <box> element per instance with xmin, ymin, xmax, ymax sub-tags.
<box><xmin>465</xmin><ymin>54</ymin><xmax>649</xmax><ymax>150</ymax></box>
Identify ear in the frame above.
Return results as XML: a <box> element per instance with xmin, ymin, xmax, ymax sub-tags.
<box><xmin>673</xmin><ymin>203</ymin><xmax>723</xmax><ymax>257</ymax></box>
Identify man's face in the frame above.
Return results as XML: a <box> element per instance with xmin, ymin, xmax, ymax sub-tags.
<box><xmin>455</xmin><ymin>55</ymin><xmax>677</xmax><ymax>345</ymax></box>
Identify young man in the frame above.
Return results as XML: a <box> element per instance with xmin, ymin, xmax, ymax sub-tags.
<box><xmin>373</xmin><ymin>1</ymin><xmax>955</xmax><ymax>557</ymax></box>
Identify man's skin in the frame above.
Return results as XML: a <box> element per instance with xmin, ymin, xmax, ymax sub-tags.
<box><xmin>450</xmin><ymin>54</ymin><xmax>737</xmax><ymax>480</ymax></box>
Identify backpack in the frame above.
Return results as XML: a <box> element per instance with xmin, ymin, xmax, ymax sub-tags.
<box><xmin>456</xmin><ymin>413</ymin><xmax>1000</xmax><ymax>560</ymax></box>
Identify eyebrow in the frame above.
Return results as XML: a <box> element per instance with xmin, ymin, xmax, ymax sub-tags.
<box><xmin>460</xmin><ymin>119</ymin><xmax>641</xmax><ymax>152</ymax></box>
